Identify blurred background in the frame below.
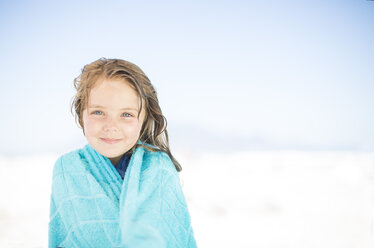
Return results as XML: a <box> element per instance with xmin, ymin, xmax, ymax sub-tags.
<box><xmin>0</xmin><ymin>0</ymin><xmax>373</xmax><ymax>247</ymax></box>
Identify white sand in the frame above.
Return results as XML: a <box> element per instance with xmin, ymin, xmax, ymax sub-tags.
<box><xmin>0</xmin><ymin>150</ymin><xmax>373</xmax><ymax>247</ymax></box>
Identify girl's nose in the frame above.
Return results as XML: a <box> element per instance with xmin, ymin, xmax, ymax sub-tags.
<box><xmin>103</xmin><ymin>117</ymin><xmax>119</xmax><ymax>132</ymax></box>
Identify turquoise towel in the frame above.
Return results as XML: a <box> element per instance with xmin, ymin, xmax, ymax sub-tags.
<box><xmin>48</xmin><ymin>143</ymin><xmax>197</xmax><ymax>248</ymax></box>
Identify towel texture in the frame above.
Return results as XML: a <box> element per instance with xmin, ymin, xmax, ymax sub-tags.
<box><xmin>48</xmin><ymin>143</ymin><xmax>197</xmax><ymax>248</ymax></box>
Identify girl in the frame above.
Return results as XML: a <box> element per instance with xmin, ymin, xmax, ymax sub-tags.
<box><xmin>48</xmin><ymin>58</ymin><xmax>197</xmax><ymax>248</ymax></box>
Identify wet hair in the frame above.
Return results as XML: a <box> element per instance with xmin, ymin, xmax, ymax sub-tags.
<box><xmin>71</xmin><ymin>58</ymin><xmax>182</xmax><ymax>172</ymax></box>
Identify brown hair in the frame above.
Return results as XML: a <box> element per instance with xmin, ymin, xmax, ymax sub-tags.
<box><xmin>71</xmin><ymin>58</ymin><xmax>182</xmax><ymax>172</ymax></box>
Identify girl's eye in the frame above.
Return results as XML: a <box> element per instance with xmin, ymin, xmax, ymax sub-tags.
<box><xmin>92</xmin><ymin>111</ymin><xmax>103</xmax><ymax>115</ymax></box>
<box><xmin>122</xmin><ymin>113</ymin><xmax>132</xmax><ymax>117</ymax></box>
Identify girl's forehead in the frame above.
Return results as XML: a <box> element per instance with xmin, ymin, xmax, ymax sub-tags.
<box><xmin>87</xmin><ymin>79</ymin><xmax>143</xmax><ymax>110</ymax></box>
<box><xmin>92</xmin><ymin>77</ymin><xmax>136</xmax><ymax>90</ymax></box>
<box><xmin>90</xmin><ymin>79</ymin><xmax>137</xmax><ymax>95</ymax></box>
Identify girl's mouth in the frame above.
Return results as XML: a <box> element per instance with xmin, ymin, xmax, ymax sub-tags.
<box><xmin>100</xmin><ymin>138</ymin><xmax>122</xmax><ymax>144</ymax></box>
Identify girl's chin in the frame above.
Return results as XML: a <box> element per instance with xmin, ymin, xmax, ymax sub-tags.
<box><xmin>88</xmin><ymin>140</ymin><xmax>135</xmax><ymax>158</ymax></box>
<box><xmin>99</xmin><ymin>150</ymin><xmax>126</xmax><ymax>159</ymax></box>
<box><xmin>90</xmin><ymin>144</ymin><xmax>125</xmax><ymax>158</ymax></box>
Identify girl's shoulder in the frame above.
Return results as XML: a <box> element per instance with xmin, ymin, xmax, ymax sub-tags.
<box><xmin>139</xmin><ymin>146</ymin><xmax>177</xmax><ymax>176</ymax></box>
<box><xmin>52</xmin><ymin>147</ymin><xmax>89</xmax><ymax>178</ymax></box>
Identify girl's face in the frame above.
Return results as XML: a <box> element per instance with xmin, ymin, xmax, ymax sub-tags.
<box><xmin>82</xmin><ymin>79</ymin><xmax>145</xmax><ymax>165</ymax></box>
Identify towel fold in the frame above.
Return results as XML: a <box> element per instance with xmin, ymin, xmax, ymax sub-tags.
<box><xmin>48</xmin><ymin>143</ymin><xmax>197</xmax><ymax>248</ymax></box>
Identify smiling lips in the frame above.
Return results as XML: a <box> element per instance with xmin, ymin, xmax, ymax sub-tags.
<box><xmin>100</xmin><ymin>138</ymin><xmax>122</xmax><ymax>144</ymax></box>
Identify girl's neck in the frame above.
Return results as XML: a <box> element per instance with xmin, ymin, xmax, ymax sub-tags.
<box><xmin>109</xmin><ymin>157</ymin><xmax>121</xmax><ymax>166</ymax></box>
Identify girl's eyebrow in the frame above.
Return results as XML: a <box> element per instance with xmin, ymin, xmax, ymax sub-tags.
<box><xmin>88</xmin><ymin>105</ymin><xmax>138</xmax><ymax>112</ymax></box>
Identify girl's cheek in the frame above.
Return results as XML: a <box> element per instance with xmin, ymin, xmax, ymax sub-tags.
<box><xmin>89</xmin><ymin>118</ymin><xmax>103</xmax><ymax>131</ymax></box>
<box><xmin>83</xmin><ymin>115</ymin><xmax>99</xmax><ymax>132</ymax></box>
<box><xmin>121</xmin><ymin>121</ymin><xmax>139</xmax><ymax>131</ymax></box>
<box><xmin>121</xmin><ymin>120</ymin><xmax>143</xmax><ymax>134</ymax></box>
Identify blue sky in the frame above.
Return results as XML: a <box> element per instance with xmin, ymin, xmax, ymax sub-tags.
<box><xmin>0</xmin><ymin>0</ymin><xmax>373</xmax><ymax>155</ymax></box>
